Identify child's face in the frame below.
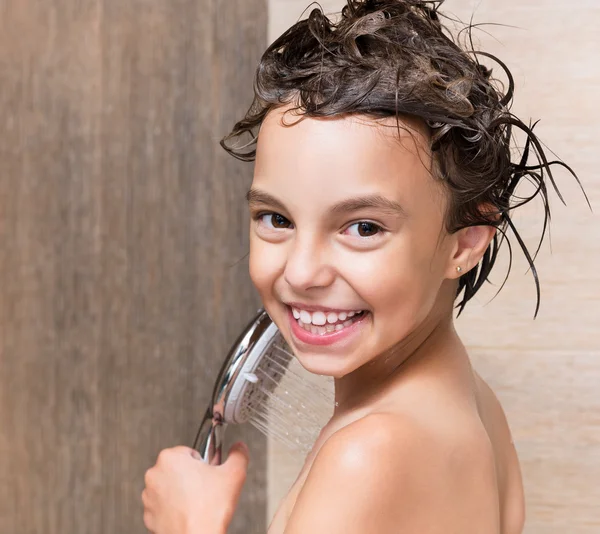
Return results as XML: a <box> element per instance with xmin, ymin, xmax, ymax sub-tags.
<box><xmin>248</xmin><ymin>107</ymin><xmax>459</xmax><ymax>378</ymax></box>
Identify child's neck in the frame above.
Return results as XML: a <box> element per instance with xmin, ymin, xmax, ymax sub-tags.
<box><xmin>332</xmin><ymin>312</ymin><xmax>466</xmax><ymax>418</ymax></box>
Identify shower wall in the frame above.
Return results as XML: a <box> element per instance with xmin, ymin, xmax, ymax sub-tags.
<box><xmin>267</xmin><ymin>1</ymin><xmax>600</xmax><ymax>532</ymax></box>
<box><xmin>0</xmin><ymin>2</ymin><xmax>268</xmax><ymax>533</ymax></box>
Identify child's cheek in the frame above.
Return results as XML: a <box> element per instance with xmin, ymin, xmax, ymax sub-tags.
<box><xmin>248</xmin><ymin>236</ymin><xmax>266</xmax><ymax>293</ymax></box>
<box><xmin>248</xmin><ymin>236</ymin><xmax>281</xmax><ymax>301</ymax></box>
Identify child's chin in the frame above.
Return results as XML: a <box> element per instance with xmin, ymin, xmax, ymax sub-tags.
<box><xmin>294</xmin><ymin>352</ymin><xmax>355</xmax><ymax>379</ymax></box>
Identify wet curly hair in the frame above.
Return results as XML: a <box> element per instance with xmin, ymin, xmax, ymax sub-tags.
<box><xmin>221</xmin><ymin>0</ymin><xmax>584</xmax><ymax>316</ymax></box>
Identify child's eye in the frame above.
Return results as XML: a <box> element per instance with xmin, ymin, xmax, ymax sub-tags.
<box><xmin>257</xmin><ymin>212</ymin><xmax>293</xmax><ymax>230</ymax></box>
<box><xmin>345</xmin><ymin>221</ymin><xmax>384</xmax><ymax>237</ymax></box>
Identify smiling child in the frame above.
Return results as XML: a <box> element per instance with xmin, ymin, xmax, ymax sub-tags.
<box><xmin>142</xmin><ymin>2</ymin><xmax>581</xmax><ymax>533</ymax></box>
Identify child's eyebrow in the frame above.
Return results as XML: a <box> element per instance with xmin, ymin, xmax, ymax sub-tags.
<box><xmin>330</xmin><ymin>195</ymin><xmax>406</xmax><ymax>217</ymax></box>
<box><xmin>246</xmin><ymin>189</ymin><xmax>286</xmax><ymax>211</ymax></box>
<box><xmin>247</xmin><ymin>188</ymin><xmax>406</xmax><ymax>217</ymax></box>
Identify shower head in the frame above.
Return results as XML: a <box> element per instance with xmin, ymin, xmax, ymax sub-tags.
<box><xmin>193</xmin><ymin>310</ymin><xmax>333</xmax><ymax>464</ymax></box>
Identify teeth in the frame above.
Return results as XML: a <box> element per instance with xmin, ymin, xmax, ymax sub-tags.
<box><xmin>311</xmin><ymin>311</ymin><xmax>327</xmax><ymax>326</ymax></box>
<box><xmin>300</xmin><ymin>310</ymin><xmax>312</xmax><ymax>324</ymax></box>
<box><xmin>292</xmin><ymin>306</ymin><xmax>365</xmax><ymax>329</ymax></box>
<box><xmin>294</xmin><ymin>307</ymin><xmax>367</xmax><ymax>335</ymax></box>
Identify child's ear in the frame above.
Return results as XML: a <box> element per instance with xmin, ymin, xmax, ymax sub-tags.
<box><xmin>446</xmin><ymin>223</ymin><xmax>497</xmax><ymax>280</ymax></box>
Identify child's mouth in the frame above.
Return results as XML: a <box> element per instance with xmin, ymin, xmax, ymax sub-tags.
<box><xmin>286</xmin><ymin>306</ymin><xmax>369</xmax><ymax>346</ymax></box>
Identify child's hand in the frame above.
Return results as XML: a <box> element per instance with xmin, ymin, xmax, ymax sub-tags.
<box><xmin>142</xmin><ymin>442</ymin><xmax>249</xmax><ymax>534</ymax></box>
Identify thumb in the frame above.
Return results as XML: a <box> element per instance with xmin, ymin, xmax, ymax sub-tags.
<box><xmin>223</xmin><ymin>441</ymin><xmax>250</xmax><ymax>480</ymax></box>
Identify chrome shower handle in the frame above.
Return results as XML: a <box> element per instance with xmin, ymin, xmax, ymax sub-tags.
<box><xmin>193</xmin><ymin>407</ymin><xmax>225</xmax><ymax>465</ymax></box>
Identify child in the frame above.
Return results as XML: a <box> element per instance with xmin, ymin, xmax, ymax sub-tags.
<box><xmin>142</xmin><ymin>1</ymin><xmax>581</xmax><ymax>533</ymax></box>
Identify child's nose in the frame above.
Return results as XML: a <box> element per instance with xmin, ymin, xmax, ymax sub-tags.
<box><xmin>283</xmin><ymin>236</ymin><xmax>335</xmax><ymax>292</ymax></box>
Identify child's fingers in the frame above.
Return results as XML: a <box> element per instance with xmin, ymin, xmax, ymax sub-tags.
<box><xmin>222</xmin><ymin>441</ymin><xmax>250</xmax><ymax>482</ymax></box>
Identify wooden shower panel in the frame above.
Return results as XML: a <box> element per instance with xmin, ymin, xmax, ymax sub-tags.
<box><xmin>0</xmin><ymin>1</ymin><xmax>267</xmax><ymax>533</ymax></box>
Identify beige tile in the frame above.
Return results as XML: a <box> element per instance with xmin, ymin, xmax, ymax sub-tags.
<box><xmin>472</xmin><ymin>349</ymin><xmax>600</xmax><ymax>532</ymax></box>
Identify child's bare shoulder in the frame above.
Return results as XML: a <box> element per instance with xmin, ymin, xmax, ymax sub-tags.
<box><xmin>320</xmin><ymin>410</ymin><xmax>494</xmax><ymax>474</ymax></box>
<box><xmin>284</xmin><ymin>412</ymin><xmax>499</xmax><ymax>534</ymax></box>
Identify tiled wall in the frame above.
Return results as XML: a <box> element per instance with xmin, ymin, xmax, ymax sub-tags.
<box><xmin>267</xmin><ymin>1</ymin><xmax>600</xmax><ymax>531</ymax></box>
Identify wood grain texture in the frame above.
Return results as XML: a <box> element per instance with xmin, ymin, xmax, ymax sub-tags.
<box><xmin>267</xmin><ymin>1</ymin><xmax>600</xmax><ymax>532</ymax></box>
<box><xmin>0</xmin><ymin>1</ymin><xmax>268</xmax><ymax>533</ymax></box>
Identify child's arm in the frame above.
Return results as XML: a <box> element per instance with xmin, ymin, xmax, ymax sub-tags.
<box><xmin>283</xmin><ymin>413</ymin><xmax>500</xmax><ymax>534</ymax></box>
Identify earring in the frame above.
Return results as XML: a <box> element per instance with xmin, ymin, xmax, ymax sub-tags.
<box><xmin>456</xmin><ymin>266</ymin><xmax>462</xmax><ymax>273</ymax></box>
